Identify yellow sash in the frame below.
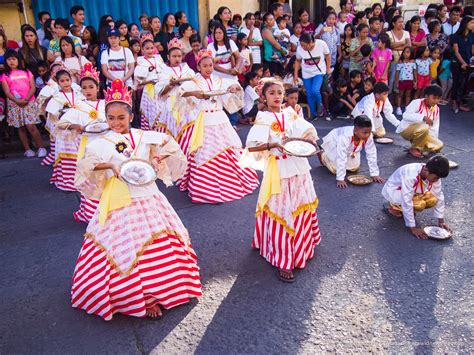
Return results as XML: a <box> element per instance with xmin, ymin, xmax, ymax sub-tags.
<box><xmin>98</xmin><ymin>176</ymin><xmax>132</xmax><ymax>225</ymax></box>
<box><xmin>189</xmin><ymin>111</ymin><xmax>204</xmax><ymax>153</ymax></box>
<box><xmin>144</xmin><ymin>83</ymin><xmax>155</xmax><ymax>99</ymax></box>
<box><xmin>169</xmin><ymin>95</ymin><xmax>181</xmax><ymax>126</ymax></box>
<box><xmin>77</xmin><ymin>135</ymin><xmax>88</xmax><ymax>160</ymax></box>
<box><xmin>257</xmin><ymin>155</ymin><xmax>281</xmax><ymax>210</ymax></box>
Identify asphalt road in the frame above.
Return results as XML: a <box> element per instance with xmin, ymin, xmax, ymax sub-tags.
<box><xmin>0</xmin><ymin>107</ymin><xmax>473</xmax><ymax>354</ymax></box>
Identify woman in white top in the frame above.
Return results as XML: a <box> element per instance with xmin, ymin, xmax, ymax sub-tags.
<box><xmin>294</xmin><ymin>33</ymin><xmax>331</xmax><ymax>119</ymax></box>
<box><xmin>386</xmin><ymin>15</ymin><xmax>411</xmax><ymax>93</ymax></box>
<box><xmin>239</xmin><ymin>12</ymin><xmax>263</xmax><ymax>64</ymax></box>
<box><xmin>207</xmin><ymin>23</ymin><xmax>240</xmax><ymax>80</ymax></box>
<box><xmin>55</xmin><ymin>36</ymin><xmax>90</xmax><ymax>84</ymax></box>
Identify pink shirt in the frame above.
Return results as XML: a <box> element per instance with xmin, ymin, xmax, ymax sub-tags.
<box><xmin>371</xmin><ymin>48</ymin><xmax>392</xmax><ymax>81</ymax></box>
<box><xmin>1</xmin><ymin>69</ymin><xmax>35</xmax><ymax>102</ymax></box>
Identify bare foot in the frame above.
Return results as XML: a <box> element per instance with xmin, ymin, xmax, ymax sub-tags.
<box><xmin>387</xmin><ymin>206</ymin><xmax>402</xmax><ymax>218</ymax></box>
<box><xmin>146</xmin><ymin>304</ymin><xmax>162</xmax><ymax>318</ymax></box>
<box><xmin>277</xmin><ymin>269</ymin><xmax>295</xmax><ymax>283</ymax></box>
<box><xmin>408</xmin><ymin>148</ymin><xmax>424</xmax><ymax>159</ymax></box>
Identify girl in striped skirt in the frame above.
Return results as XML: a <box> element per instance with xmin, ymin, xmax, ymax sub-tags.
<box><xmin>134</xmin><ymin>33</ymin><xmax>164</xmax><ymax>131</ymax></box>
<box><xmin>56</xmin><ymin>63</ymin><xmax>105</xmax><ymax>222</ymax></box>
<box><xmin>72</xmin><ymin>79</ymin><xmax>202</xmax><ymax>320</ymax></box>
<box><xmin>243</xmin><ymin>80</ymin><xmax>321</xmax><ymax>283</ymax></box>
<box><xmin>45</xmin><ymin>69</ymin><xmax>85</xmax><ymax>191</ymax></box>
<box><xmin>178</xmin><ymin>49</ymin><xmax>259</xmax><ymax>204</ymax></box>
<box><xmin>154</xmin><ymin>38</ymin><xmax>196</xmax><ymax>154</ymax></box>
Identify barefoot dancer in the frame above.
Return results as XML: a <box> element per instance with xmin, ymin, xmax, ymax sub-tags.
<box><xmin>382</xmin><ymin>155</ymin><xmax>451</xmax><ymax>240</ymax></box>
<box><xmin>244</xmin><ymin>80</ymin><xmax>321</xmax><ymax>282</ymax></box>
<box><xmin>71</xmin><ymin>79</ymin><xmax>202</xmax><ymax>320</ymax></box>
<box><xmin>179</xmin><ymin>50</ymin><xmax>259</xmax><ymax>203</ymax></box>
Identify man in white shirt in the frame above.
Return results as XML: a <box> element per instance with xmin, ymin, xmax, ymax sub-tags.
<box><xmin>382</xmin><ymin>156</ymin><xmax>451</xmax><ymax>239</ymax></box>
<box><xmin>36</xmin><ymin>11</ymin><xmax>50</xmax><ymax>43</ymax></box>
<box><xmin>101</xmin><ymin>28</ymin><xmax>136</xmax><ymax>87</ymax></box>
<box><xmin>69</xmin><ymin>5</ymin><xmax>86</xmax><ymax>35</ymax></box>
<box><xmin>442</xmin><ymin>6</ymin><xmax>461</xmax><ymax>36</ymax></box>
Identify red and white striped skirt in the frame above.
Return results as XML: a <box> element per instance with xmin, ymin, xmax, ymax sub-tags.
<box><xmin>179</xmin><ymin>147</ymin><xmax>259</xmax><ymax>204</ymax></box>
<box><xmin>140</xmin><ymin>92</ymin><xmax>160</xmax><ymax>131</ymax></box>
<box><xmin>71</xmin><ymin>194</ymin><xmax>202</xmax><ymax>321</ymax></box>
<box><xmin>41</xmin><ymin>140</ymin><xmax>55</xmax><ymax>166</ymax></box>
<box><xmin>175</xmin><ymin>122</ymin><xmax>194</xmax><ymax>156</ymax></box>
<box><xmin>73</xmin><ymin>195</ymin><xmax>99</xmax><ymax>223</ymax></box>
<box><xmin>252</xmin><ymin>173</ymin><xmax>321</xmax><ymax>270</ymax></box>
<box><xmin>50</xmin><ymin>154</ymin><xmax>77</xmax><ymax>191</ymax></box>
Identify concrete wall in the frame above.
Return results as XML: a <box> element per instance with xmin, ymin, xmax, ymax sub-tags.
<box><xmin>0</xmin><ymin>0</ymin><xmax>35</xmax><ymax>41</ymax></box>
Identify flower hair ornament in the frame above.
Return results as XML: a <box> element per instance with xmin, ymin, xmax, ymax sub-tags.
<box><xmin>196</xmin><ymin>49</ymin><xmax>213</xmax><ymax>64</ymax></box>
<box><xmin>167</xmin><ymin>38</ymin><xmax>183</xmax><ymax>52</ymax></box>
<box><xmin>140</xmin><ymin>32</ymin><xmax>154</xmax><ymax>46</ymax></box>
<box><xmin>104</xmin><ymin>79</ymin><xmax>133</xmax><ymax>107</ymax></box>
<box><xmin>79</xmin><ymin>62</ymin><xmax>100</xmax><ymax>84</ymax></box>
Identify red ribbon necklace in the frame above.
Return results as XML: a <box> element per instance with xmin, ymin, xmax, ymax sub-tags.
<box><xmin>61</xmin><ymin>90</ymin><xmax>74</xmax><ymax>108</ymax></box>
<box><xmin>124</xmin><ymin>130</ymin><xmax>136</xmax><ymax>150</ymax></box>
<box><xmin>273</xmin><ymin>112</ymin><xmax>285</xmax><ymax>133</ymax></box>
<box><xmin>350</xmin><ymin>136</ymin><xmax>366</xmax><ymax>157</ymax></box>
<box><xmin>170</xmin><ymin>64</ymin><xmax>182</xmax><ymax>79</ymax></box>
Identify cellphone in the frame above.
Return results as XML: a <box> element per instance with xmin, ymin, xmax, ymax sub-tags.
<box><xmin>323</xmin><ymin>26</ymin><xmax>332</xmax><ymax>32</ymax></box>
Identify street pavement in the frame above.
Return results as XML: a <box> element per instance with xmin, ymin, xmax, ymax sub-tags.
<box><xmin>0</xmin><ymin>107</ymin><xmax>473</xmax><ymax>354</ymax></box>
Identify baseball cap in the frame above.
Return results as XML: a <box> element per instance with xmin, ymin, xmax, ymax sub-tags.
<box><xmin>107</xmin><ymin>28</ymin><xmax>119</xmax><ymax>37</ymax></box>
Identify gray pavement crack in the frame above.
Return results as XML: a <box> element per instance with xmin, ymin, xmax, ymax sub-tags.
<box><xmin>132</xmin><ymin>325</ymin><xmax>146</xmax><ymax>355</ymax></box>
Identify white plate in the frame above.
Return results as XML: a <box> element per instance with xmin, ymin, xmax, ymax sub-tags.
<box><xmin>375</xmin><ymin>137</ymin><xmax>394</xmax><ymax>144</ymax></box>
<box><xmin>448</xmin><ymin>160</ymin><xmax>459</xmax><ymax>169</ymax></box>
<box><xmin>282</xmin><ymin>140</ymin><xmax>318</xmax><ymax>157</ymax></box>
<box><xmin>347</xmin><ymin>175</ymin><xmax>373</xmax><ymax>185</ymax></box>
<box><xmin>424</xmin><ymin>226</ymin><xmax>452</xmax><ymax>240</ymax></box>
<box><xmin>84</xmin><ymin>122</ymin><xmax>109</xmax><ymax>134</ymax></box>
<box><xmin>120</xmin><ymin>159</ymin><xmax>157</xmax><ymax>186</ymax></box>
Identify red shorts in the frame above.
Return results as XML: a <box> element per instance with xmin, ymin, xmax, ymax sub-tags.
<box><xmin>417</xmin><ymin>74</ymin><xmax>431</xmax><ymax>89</ymax></box>
<box><xmin>398</xmin><ymin>80</ymin><xmax>414</xmax><ymax>91</ymax></box>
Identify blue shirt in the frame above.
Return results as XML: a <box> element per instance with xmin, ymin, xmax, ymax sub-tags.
<box><xmin>451</xmin><ymin>32</ymin><xmax>474</xmax><ymax>63</ymax></box>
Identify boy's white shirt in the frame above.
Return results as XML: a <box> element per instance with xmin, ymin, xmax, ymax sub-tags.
<box><xmin>352</xmin><ymin>93</ymin><xmax>400</xmax><ymax>131</ymax></box>
<box><xmin>382</xmin><ymin>163</ymin><xmax>445</xmax><ymax>227</ymax></box>
<box><xmin>397</xmin><ymin>98</ymin><xmax>440</xmax><ymax>138</ymax></box>
<box><xmin>321</xmin><ymin>125</ymin><xmax>379</xmax><ymax>181</ymax></box>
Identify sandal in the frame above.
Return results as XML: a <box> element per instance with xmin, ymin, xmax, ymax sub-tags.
<box><xmin>408</xmin><ymin>148</ymin><xmax>424</xmax><ymax>159</ymax></box>
<box><xmin>277</xmin><ymin>269</ymin><xmax>295</xmax><ymax>283</ymax></box>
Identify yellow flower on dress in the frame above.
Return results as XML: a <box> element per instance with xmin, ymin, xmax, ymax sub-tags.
<box><xmin>271</xmin><ymin>121</ymin><xmax>281</xmax><ymax>133</ymax></box>
<box><xmin>89</xmin><ymin>110</ymin><xmax>98</xmax><ymax>120</ymax></box>
<box><xmin>115</xmin><ymin>142</ymin><xmax>128</xmax><ymax>154</ymax></box>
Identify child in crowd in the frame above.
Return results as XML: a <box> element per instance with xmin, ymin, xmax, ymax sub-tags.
<box><xmin>273</xmin><ymin>16</ymin><xmax>291</xmax><ymax>64</ymax></box>
<box><xmin>319</xmin><ymin>115</ymin><xmax>383</xmax><ymax>188</ymax></box>
<box><xmin>352</xmin><ymin>82</ymin><xmax>400</xmax><ymax>137</ymax></box>
<box><xmin>282</xmin><ymin>56</ymin><xmax>303</xmax><ymax>88</ymax></box>
<box><xmin>429</xmin><ymin>46</ymin><xmax>441</xmax><ymax>85</ymax></box>
<box><xmin>251</xmin><ymin>63</ymin><xmax>264</xmax><ymax>78</ymax></box>
<box><xmin>330</xmin><ymin>78</ymin><xmax>354</xmax><ymax>119</ymax></box>
<box><xmin>368</xmin><ymin>16</ymin><xmax>382</xmax><ymax>46</ymax></box>
<box><xmin>438</xmin><ymin>50</ymin><xmax>452</xmax><ymax>105</ymax></box>
<box><xmin>382</xmin><ymin>155</ymin><xmax>451</xmax><ymax>240</ymax></box>
<box><xmin>347</xmin><ymin>69</ymin><xmax>363</xmax><ymax>105</ymax></box>
<box><xmin>415</xmin><ymin>46</ymin><xmax>432</xmax><ymax>98</ymax></box>
<box><xmin>0</xmin><ymin>50</ymin><xmax>46</xmax><ymax>158</ymax></box>
<box><xmin>262</xmin><ymin>64</ymin><xmax>272</xmax><ymax>78</ymax></box>
<box><xmin>69</xmin><ymin>25</ymin><xmax>82</xmax><ymax>45</ymax></box>
<box><xmin>371</xmin><ymin>33</ymin><xmax>392</xmax><ymax>84</ymax></box>
<box><xmin>396</xmin><ymin>85</ymin><xmax>443</xmax><ymax>158</ymax></box>
<box><xmin>242</xmin><ymin>71</ymin><xmax>263</xmax><ymax>122</ymax></box>
<box><xmin>129</xmin><ymin>39</ymin><xmax>141</xmax><ymax>62</ymax></box>
<box><xmin>340</xmin><ymin>24</ymin><xmax>355</xmax><ymax>79</ymax></box>
<box><xmin>284</xmin><ymin>86</ymin><xmax>304</xmax><ymax>119</ymax></box>
<box><xmin>289</xmin><ymin>22</ymin><xmax>302</xmax><ymax>56</ymax></box>
<box><xmin>35</xmin><ymin>61</ymin><xmax>49</xmax><ymax>91</ymax></box>
<box><xmin>360</xmin><ymin>77</ymin><xmax>376</xmax><ymax>98</ymax></box>
<box><xmin>360</xmin><ymin>44</ymin><xmax>374</xmax><ymax>80</ymax></box>
<box><xmin>337</xmin><ymin>12</ymin><xmax>349</xmax><ymax>33</ymax></box>
<box><xmin>395</xmin><ymin>47</ymin><xmax>417</xmax><ymax>115</ymax></box>
<box><xmin>236</xmin><ymin>33</ymin><xmax>253</xmax><ymax>82</ymax></box>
